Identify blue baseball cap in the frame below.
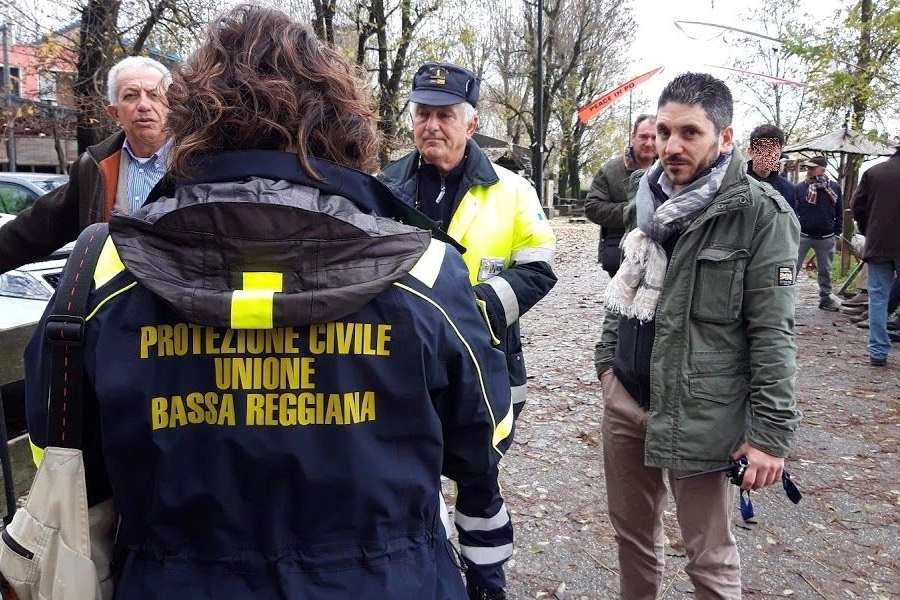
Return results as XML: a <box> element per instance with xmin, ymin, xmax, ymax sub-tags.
<box><xmin>410</xmin><ymin>62</ymin><xmax>480</xmax><ymax>108</ymax></box>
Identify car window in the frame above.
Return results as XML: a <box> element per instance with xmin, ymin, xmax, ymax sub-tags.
<box><xmin>0</xmin><ymin>182</ymin><xmax>36</xmax><ymax>215</ymax></box>
<box><xmin>32</xmin><ymin>178</ymin><xmax>67</xmax><ymax>193</ymax></box>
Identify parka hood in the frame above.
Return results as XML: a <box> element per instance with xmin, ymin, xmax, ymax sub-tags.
<box><xmin>108</xmin><ymin>152</ymin><xmax>435</xmax><ymax>329</ymax></box>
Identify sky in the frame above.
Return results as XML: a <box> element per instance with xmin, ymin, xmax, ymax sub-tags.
<box><xmin>622</xmin><ymin>0</ymin><xmax>845</xmax><ymax>140</ymax></box>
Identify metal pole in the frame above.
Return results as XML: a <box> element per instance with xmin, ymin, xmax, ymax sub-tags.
<box><xmin>2</xmin><ymin>24</ymin><xmax>15</xmax><ymax>172</ymax></box>
<box><xmin>534</xmin><ymin>0</ymin><xmax>543</xmax><ymax>205</ymax></box>
<box><xmin>628</xmin><ymin>91</ymin><xmax>633</xmax><ymax>140</ymax></box>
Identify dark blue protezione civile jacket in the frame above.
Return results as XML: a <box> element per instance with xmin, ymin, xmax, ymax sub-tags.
<box><xmin>25</xmin><ymin>152</ymin><xmax>514</xmax><ymax>599</ymax></box>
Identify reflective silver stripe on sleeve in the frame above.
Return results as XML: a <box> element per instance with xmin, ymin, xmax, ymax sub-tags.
<box><xmin>459</xmin><ymin>543</ymin><xmax>514</xmax><ymax>565</ymax></box>
<box><xmin>511</xmin><ymin>383</ymin><xmax>526</xmax><ymax>406</ymax></box>
<box><xmin>511</xmin><ymin>247</ymin><xmax>555</xmax><ymax>266</ymax></box>
<box><xmin>439</xmin><ymin>492</ymin><xmax>453</xmax><ymax>539</ymax></box>
<box><xmin>455</xmin><ymin>503</ymin><xmax>510</xmax><ymax>532</ymax></box>
<box><xmin>485</xmin><ymin>276</ymin><xmax>519</xmax><ymax>325</ymax></box>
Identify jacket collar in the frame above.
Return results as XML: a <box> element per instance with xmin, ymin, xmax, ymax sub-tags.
<box><xmin>87</xmin><ymin>130</ymin><xmax>127</xmax><ymax>161</ymax></box>
<box><xmin>383</xmin><ymin>139</ymin><xmax>499</xmax><ymax>191</ymax></box>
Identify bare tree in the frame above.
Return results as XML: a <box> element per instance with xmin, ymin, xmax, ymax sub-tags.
<box><xmin>352</xmin><ymin>0</ymin><xmax>442</xmax><ymax>163</ymax></box>
<box><xmin>512</xmin><ymin>0</ymin><xmax>632</xmax><ymax>196</ymax></box>
<box><xmin>726</xmin><ymin>0</ymin><xmax>812</xmax><ymax>143</ymax></box>
<box><xmin>785</xmin><ymin>0</ymin><xmax>900</xmax><ymax>209</ymax></box>
<box><xmin>74</xmin><ymin>0</ymin><xmax>121</xmax><ymax>150</ymax></box>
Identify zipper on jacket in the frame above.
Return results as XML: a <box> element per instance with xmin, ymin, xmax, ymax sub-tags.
<box><xmin>435</xmin><ymin>179</ymin><xmax>445</xmax><ymax>204</ymax></box>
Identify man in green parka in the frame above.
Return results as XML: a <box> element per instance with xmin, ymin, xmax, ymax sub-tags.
<box><xmin>594</xmin><ymin>72</ymin><xmax>801</xmax><ymax>599</ymax></box>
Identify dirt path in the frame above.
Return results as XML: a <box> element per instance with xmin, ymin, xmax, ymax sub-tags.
<box><xmin>492</xmin><ymin>219</ymin><xmax>900</xmax><ymax>599</ymax></box>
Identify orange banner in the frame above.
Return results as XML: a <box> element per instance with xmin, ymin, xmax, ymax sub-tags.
<box><xmin>577</xmin><ymin>67</ymin><xmax>663</xmax><ymax>124</ymax></box>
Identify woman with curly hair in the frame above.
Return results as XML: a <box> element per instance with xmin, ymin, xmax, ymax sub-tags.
<box><xmin>16</xmin><ymin>5</ymin><xmax>513</xmax><ymax>598</ymax></box>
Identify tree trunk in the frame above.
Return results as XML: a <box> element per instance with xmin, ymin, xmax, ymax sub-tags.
<box><xmin>49</xmin><ymin>105</ymin><xmax>67</xmax><ymax>173</ymax></box>
<box><xmin>75</xmin><ymin>0</ymin><xmax>121</xmax><ymax>153</ymax></box>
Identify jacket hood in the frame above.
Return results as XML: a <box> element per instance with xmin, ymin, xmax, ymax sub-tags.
<box><xmin>108</xmin><ymin>152</ymin><xmax>433</xmax><ymax>329</ymax></box>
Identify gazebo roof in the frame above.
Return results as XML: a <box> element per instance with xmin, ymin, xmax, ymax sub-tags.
<box><xmin>783</xmin><ymin>127</ymin><xmax>895</xmax><ymax>157</ymax></box>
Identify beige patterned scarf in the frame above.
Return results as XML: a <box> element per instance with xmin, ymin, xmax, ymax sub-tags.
<box><xmin>604</xmin><ymin>150</ymin><xmax>733</xmax><ymax>322</ymax></box>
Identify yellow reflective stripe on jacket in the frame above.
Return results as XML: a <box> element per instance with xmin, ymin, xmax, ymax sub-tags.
<box><xmin>393</xmin><ymin>282</ymin><xmax>512</xmax><ymax>455</ymax></box>
<box><xmin>30</xmin><ymin>437</ymin><xmax>43</xmax><ymax>467</ymax></box>
<box><xmin>93</xmin><ymin>236</ymin><xmax>126</xmax><ymax>288</ymax></box>
<box><xmin>231</xmin><ymin>272</ymin><xmax>283</xmax><ymax>329</ymax></box>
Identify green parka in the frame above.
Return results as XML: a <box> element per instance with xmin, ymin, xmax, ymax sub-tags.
<box><xmin>595</xmin><ymin>149</ymin><xmax>802</xmax><ymax>470</ymax></box>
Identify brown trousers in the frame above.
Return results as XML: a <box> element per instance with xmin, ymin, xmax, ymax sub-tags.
<box><xmin>600</xmin><ymin>370</ymin><xmax>741</xmax><ymax>599</ymax></box>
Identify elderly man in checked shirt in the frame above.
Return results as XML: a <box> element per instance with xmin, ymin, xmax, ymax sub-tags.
<box><xmin>0</xmin><ymin>56</ymin><xmax>171</xmax><ymax>274</ymax></box>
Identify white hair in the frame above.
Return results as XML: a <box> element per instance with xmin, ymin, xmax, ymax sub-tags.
<box><xmin>409</xmin><ymin>101</ymin><xmax>477</xmax><ymax>126</ymax></box>
<box><xmin>106</xmin><ymin>56</ymin><xmax>172</xmax><ymax>105</ymax></box>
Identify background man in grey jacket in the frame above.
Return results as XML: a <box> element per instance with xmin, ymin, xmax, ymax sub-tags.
<box><xmin>595</xmin><ymin>72</ymin><xmax>801</xmax><ymax>599</ymax></box>
<box><xmin>584</xmin><ymin>114</ymin><xmax>656</xmax><ymax>276</ymax></box>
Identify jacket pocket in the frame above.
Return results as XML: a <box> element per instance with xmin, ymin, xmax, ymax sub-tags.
<box><xmin>0</xmin><ymin>508</ymin><xmax>46</xmax><ymax>587</ymax></box>
<box><xmin>691</xmin><ymin>247</ymin><xmax>749</xmax><ymax>323</ymax></box>
<box><xmin>505</xmin><ymin>351</ymin><xmax>526</xmax><ymax>387</ymax></box>
<box><xmin>689</xmin><ymin>370</ymin><xmax>749</xmax><ymax>405</ymax></box>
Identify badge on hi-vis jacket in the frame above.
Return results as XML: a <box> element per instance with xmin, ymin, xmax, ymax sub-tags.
<box><xmin>777</xmin><ymin>265</ymin><xmax>795</xmax><ymax>286</ymax></box>
<box><xmin>478</xmin><ymin>257</ymin><xmax>506</xmax><ymax>281</ymax></box>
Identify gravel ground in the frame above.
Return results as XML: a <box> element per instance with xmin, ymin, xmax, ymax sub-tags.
<box><xmin>449</xmin><ymin>218</ymin><xmax>900</xmax><ymax>599</ymax></box>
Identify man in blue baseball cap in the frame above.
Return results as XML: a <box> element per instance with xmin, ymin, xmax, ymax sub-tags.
<box><xmin>381</xmin><ymin>62</ymin><xmax>558</xmax><ymax>600</ymax></box>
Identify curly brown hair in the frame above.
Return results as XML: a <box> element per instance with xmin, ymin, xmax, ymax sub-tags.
<box><xmin>166</xmin><ymin>4</ymin><xmax>381</xmax><ymax>178</ymax></box>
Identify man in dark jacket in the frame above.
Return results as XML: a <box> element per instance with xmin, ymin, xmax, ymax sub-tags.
<box><xmin>0</xmin><ymin>56</ymin><xmax>171</xmax><ymax>274</ymax></box>
<box><xmin>851</xmin><ymin>146</ymin><xmax>900</xmax><ymax>366</ymax></box>
<box><xmin>793</xmin><ymin>155</ymin><xmax>843</xmax><ymax>311</ymax></box>
<box><xmin>584</xmin><ymin>114</ymin><xmax>656</xmax><ymax>276</ymax></box>
<box><xmin>746</xmin><ymin>123</ymin><xmax>794</xmax><ymax>205</ymax></box>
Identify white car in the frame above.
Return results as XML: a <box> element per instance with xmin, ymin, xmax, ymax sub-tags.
<box><xmin>0</xmin><ymin>173</ymin><xmax>72</xmax><ymax>329</ymax></box>
<box><xmin>0</xmin><ymin>213</ymin><xmax>72</xmax><ymax>328</ymax></box>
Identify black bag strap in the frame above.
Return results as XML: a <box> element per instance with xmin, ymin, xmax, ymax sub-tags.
<box><xmin>44</xmin><ymin>223</ymin><xmax>109</xmax><ymax>449</ymax></box>
<box><xmin>0</xmin><ymin>386</ymin><xmax>16</xmax><ymax>525</ymax></box>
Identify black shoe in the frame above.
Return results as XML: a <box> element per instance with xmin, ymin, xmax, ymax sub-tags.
<box><xmin>467</xmin><ymin>583</ymin><xmax>507</xmax><ymax>600</ymax></box>
<box><xmin>849</xmin><ymin>310</ymin><xmax>869</xmax><ymax>323</ymax></box>
<box><xmin>871</xmin><ymin>356</ymin><xmax>887</xmax><ymax>367</ymax></box>
<box><xmin>888</xmin><ymin>315</ymin><xmax>900</xmax><ymax>331</ymax></box>
<box><xmin>819</xmin><ymin>298</ymin><xmax>839</xmax><ymax>312</ymax></box>
<box><xmin>890</xmin><ymin>332</ymin><xmax>900</xmax><ymax>343</ymax></box>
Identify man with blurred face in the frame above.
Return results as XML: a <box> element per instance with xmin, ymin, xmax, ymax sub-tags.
<box><xmin>381</xmin><ymin>61</ymin><xmax>558</xmax><ymax>600</ymax></box>
<box><xmin>585</xmin><ymin>114</ymin><xmax>657</xmax><ymax>276</ymax></box>
<box><xmin>594</xmin><ymin>72</ymin><xmax>801</xmax><ymax>599</ymax></box>
<box><xmin>746</xmin><ymin>123</ymin><xmax>795</xmax><ymax>205</ymax></box>
<box><xmin>0</xmin><ymin>56</ymin><xmax>171</xmax><ymax>274</ymax></box>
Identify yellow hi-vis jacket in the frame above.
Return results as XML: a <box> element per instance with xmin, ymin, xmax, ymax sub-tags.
<box><xmin>381</xmin><ymin>140</ymin><xmax>557</xmax><ymax>415</ymax></box>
